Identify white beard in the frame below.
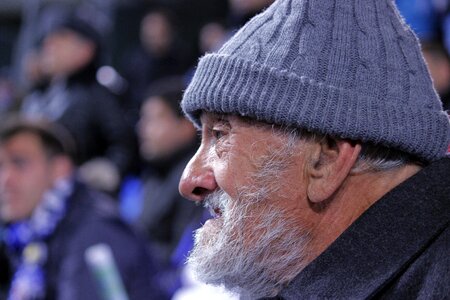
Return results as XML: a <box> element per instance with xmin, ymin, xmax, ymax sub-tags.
<box><xmin>187</xmin><ymin>189</ymin><xmax>310</xmax><ymax>299</ymax></box>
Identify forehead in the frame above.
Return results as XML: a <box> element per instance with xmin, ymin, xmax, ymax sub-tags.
<box><xmin>0</xmin><ymin>132</ymin><xmax>46</xmax><ymax>157</ymax></box>
<box><xmin>143</xmin><ymin>13</ymin><xmax>170</xmax><ymax>28</ymax></box>
<box><xmin>199</xmin><ymin>112</ymin><xmax>274</xmax><ymax>131</ymax></box>
<box><xmin>46</xmin><ymin>29</ymin><xmax>89</xmax><ymax>45</ymax></box>
<box><xmin>200</xmin><ymin>112</ymin><xmax>228</xmax><ymax>124</ymax></box>
<box><xmin>142</xmin><ymin>97</ymin><xmax>176</xmax><ymax>117</ymax></box>
<box><xmin>200</xmin><ymin>112</ymin><xmax>292</xmax><ymax>145</ymax></box>
<box><xmin>199</xmin><ymin>113</ymin><xmax>250</xmax><ymax>133</ymax></box>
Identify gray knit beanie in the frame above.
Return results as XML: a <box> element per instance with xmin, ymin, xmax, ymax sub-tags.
<box><xmin>181</xmin><ymin>0</ymin><xmax>450</xmax><ymax>161</ymax></box>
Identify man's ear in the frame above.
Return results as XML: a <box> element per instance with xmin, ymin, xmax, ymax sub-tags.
<box><xmin>51</xmin><ymin>155</ymin><xmax>74</xmax><ymax>182</ymax></box>
<box><xmin>307</xmin><ymin>138</ymin><xmax>361</xmax><ymax>203</ymax></box>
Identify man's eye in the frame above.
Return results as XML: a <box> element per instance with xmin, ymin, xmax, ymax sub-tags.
<box><xmin>212</xmin><ymin>129</ymin><xmax>224</xmax><ymax>140</ymax></box>
<box><xmin>12</xmin><ymin>158</ymin><xmax>28</xmax><ymax>169</ymax></box>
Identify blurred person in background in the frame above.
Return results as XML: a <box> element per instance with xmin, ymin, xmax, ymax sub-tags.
<box><xmin>198</xmin><ymin>22</ymin><xmax>229</xmax><ymax>54</ymax></box>
<box><xmin>0</xmin><ymin>69</ymin><xmax>19</xmax><ymax>117</ymax></box>
<box><xmin>422</xmin><ymin>41</ymin><xmax>450</xmax><ymax>110</ymax></box>
<box><xmin>20</xmin><ymin>15</ymin><xmax>133</xmax><ymax>194</ymax></box>
<box><xmin>196</xmin><ymin>0</ymin><xmax>273</xmax><ymax>58</ymax></box>
<box><xmin>21</xmin><ymin>47</ymin><xmax>52</xmax><ymax>97</ymax></box>
<box><xmin>0</xmin><ymin>118</ymin><xmax>162</xmax><ymax>300</ymax></box>
<box><xmin>120</xmin><ymin>8</ymin><xmax>194</xmax><ymax>128</ymax></box>
<box><xmin>227</xmin><ymin>0</ymin><xmax>274</xmax><ymax>28</ymax></box>
<box><xmin>119</xmin><ymin>77</ymin><xmax>203</xmax><ymax>298</ymax></box>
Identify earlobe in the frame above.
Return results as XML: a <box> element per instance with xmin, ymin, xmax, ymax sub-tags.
<box><xmin>51</xmin><ymin>156</ymin><xmax>74</xmax><ymax>182</ymax></box>
<box><xmin>307</xmin><ymin>138</ymin><xmax>361</xmax><ymax>203</ymax></box>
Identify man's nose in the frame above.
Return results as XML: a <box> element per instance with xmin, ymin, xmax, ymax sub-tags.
<box><xmin>0</xmin><ymin>167</ymin><xmax>13</xmax><ymax>190</ymax></box>
<box><xmin>179</xmin><ymin>150</ymin><xmax>217</xmax><ymax>202</ymax></box>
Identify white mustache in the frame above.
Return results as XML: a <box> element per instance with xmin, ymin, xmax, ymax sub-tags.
<box><xmin>203</xmin><ymin>190</ymin><xmax>228</xmax><ymax>217</ymax></box>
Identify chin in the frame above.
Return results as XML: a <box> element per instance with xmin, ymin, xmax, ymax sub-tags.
<box><xmin>187</xmin><ymin>191</ymin><xmax>310</xmax><ymax>299</ymax></box>
<box><xmin>203</xmin><ymin>214</ymin><xmax>224</xmax><ymax>231</ymax></box>
<box><xmin>1</xmin><ymin>210</ymin><xmax>23</xmax><ymax>223</ymax></box>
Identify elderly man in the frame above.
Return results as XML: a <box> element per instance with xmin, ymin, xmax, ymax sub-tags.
<box><xmin>178</xmin><ymin>0</ymin><xmax>450</xmax><ymax>299</ymax></box>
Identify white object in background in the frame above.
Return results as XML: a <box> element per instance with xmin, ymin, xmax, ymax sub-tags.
<box><xmin>85</xmin><ymin>244</ymin><xmax>129</xmax><ymax>300</ymax></box>
<box><xmin>172</xmin><ymin>265</ymin><xmax>239</xmax><ymax>300</ymax></box>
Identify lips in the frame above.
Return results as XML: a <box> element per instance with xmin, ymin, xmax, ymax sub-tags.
<box><xmin>203</xmin><ymin>190</ymin><xmax>228</xmax><ymax>220</ymax></box>
<box><xmin>1</xmin><ymin>190</ymin><xmax>15</xmax><ymax>202</ymax></box>
<box><xmin>212</xmin><ymin>207</ymin><xmax>222</xmax><ymax>218</ymax></box>
<box><xmin>205</xmin><ymin>200</ymin><xmax>224</xmax><ymax>219</ymax></box>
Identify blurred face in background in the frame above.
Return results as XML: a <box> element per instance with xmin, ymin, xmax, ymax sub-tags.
<box><xmin>40</xmin><ymin>29</ymin><xmax>96</xmax><ymax>79</ymax></box>
<box><xmin>229</xmin><ymin>0</ymin><xmax>275</xmax><ymax>14</ymax></box>
<box><xmin>138</xmin><ymin>96</ymin><xmax>196</xmax><ymax>161</ymax></box>
<box><xmin>140</xmin><ymin>12</ymin><xmax>173</xmax><ymax>56</ymax></box>
<box><xmin>199</xmin><ymin>23</ymin><xmax>227</xmax><ymax>53</ymax></box>
<box><xmin>422</xmin><ymin>44</ymin><xmax>450</xmax><ymax>94</ymax></box>
<box><xmin>0</xmin><ymin>133</ymin><xmax>57</xmax><ymax>222</ymax></box>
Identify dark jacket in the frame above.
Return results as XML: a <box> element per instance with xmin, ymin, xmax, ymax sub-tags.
<box><xmin>42</xmin><ymin>182</ymin><xmax>162</xmax><ymax>299</ymax></box>
<box><xmin>136</xmin><ymin>143</ymin><xmax>204</xmax><ymax>265</ymax></box>
<box><xmin>273</xmin><ymin>158</ymin><xmax>450</xmax><ymax>300</ymax></box>
<box><xmin>21</xmin><ymin>67</ymin><xmax>133</xmax><ymax>174</ymax></box>
<box><xmin>0</xmin><ymin>241</ymin><xmax>11</xmax><ymax>299</ymax></box>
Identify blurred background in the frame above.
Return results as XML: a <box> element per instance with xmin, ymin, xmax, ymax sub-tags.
<box><xmin>0</xmin><ymin>0</ymin><xmax>274</xmax><ymax>99</ymax></box>
<box><xmin>0</xmin><ymin>0</ymin><xmax>449</xmax><ymax>123</ymax></box>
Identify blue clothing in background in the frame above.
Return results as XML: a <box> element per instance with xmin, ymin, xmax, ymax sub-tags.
<box><xmin>396</xmin><ymin>0</ymin><xmax>450</xmax><ymax>53</ymax></box>
<box><xmin>119</xmin><ymin>176</ymin><xmax>144</xmax><ymax>224</ymax></box>
<box><xmin>396</xmin><ymin>0</ymin><xmax>439</xmax><ymax>40</ymax></box>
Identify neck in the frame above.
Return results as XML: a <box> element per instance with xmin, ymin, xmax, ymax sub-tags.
<box><xmin>304</xmin><ymin>163</ymin><xmax>422</xmax><ymax>264</ymax></box>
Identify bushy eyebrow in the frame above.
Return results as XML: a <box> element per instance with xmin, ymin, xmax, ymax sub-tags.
<box><xmin>200</xmin><ymin>113</ymin><xmax>231</xmax><ymax>128</ymax></box>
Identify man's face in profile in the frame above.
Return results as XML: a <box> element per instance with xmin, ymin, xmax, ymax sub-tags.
<box><xmin>138</xmin><ymin>96</ymin><xmax>195</xmax><ymax>161</ymax></box>
<box><xmin>179</xmin><ymin>113</ymin><xmax>312</xmax><ymax>297</ymax></box>
<box><xmin>40</xmin><ymin>29</ymin><xmax>95</xmax><ymax>78</ymax></box>
<box><xmin>0</xmin><ymin>133</ymin><xmax>55</xmax><ymax>222</ymax></box>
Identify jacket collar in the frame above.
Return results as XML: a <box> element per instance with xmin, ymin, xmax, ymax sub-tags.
<box><xmin>279</xmin><ymin>158</ymin><xmax>450</xmax><ymax>299</ymax></box>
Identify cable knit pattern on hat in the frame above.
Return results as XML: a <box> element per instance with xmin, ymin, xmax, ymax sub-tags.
<box><xmin>182</xmin><ymin>0</ymin><xmax>450</xmax><ymax>161</ymax></box>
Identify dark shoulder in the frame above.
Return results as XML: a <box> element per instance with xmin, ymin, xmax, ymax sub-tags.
<box><xmin>48</xmin><ymin>183</ymin><xmax>148</xmax><ymax>268</ymax></box>
<box><xmin>379</xmin><ymin>225</ymin><xmax>450</xmax><ymax>299</ymax></box>
<box><xmin>45</xmin><ymin>183</ymin><xmax>160</xmax><ymax>299</ymax></box>
<box><xmin>69</xmin><ymin>183</ymin><xmax>120</xmax><ymax>220</ymax></box>
<box><xmin>54</xmin><ymin>183</ymin><xmax>138</xmax><ymax>245</ymax></box>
